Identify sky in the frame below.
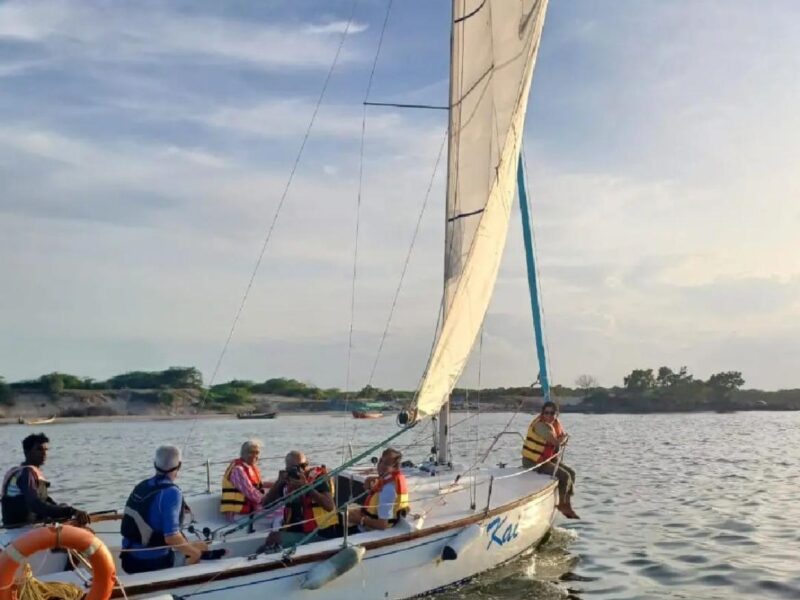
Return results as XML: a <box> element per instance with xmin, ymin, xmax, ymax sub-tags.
<box><xmin>0</xmin><ymin>0</ymin><xmax>798</xmax><ymax>391</ymax></box>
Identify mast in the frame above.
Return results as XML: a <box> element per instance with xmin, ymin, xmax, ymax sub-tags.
<box><xmin>516</xmin><ymin>152</ymin><xmax>550</xmax><ymax>402</ymax></box>
<box><xmin>436</xmin><ymin>0</ymin><xmax>458</xmax><ymax>465</ymax></box>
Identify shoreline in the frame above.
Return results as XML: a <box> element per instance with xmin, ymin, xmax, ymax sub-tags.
<box><xmin>3</xmin><ymin>406</ymin><xmax>797</xmax><ymax>426</ymax></box>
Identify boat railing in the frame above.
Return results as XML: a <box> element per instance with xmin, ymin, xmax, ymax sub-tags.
<box><xmin>484</xmin><ymin>447</ymin><xmax>566</xmax><ymax>511</ymax></box>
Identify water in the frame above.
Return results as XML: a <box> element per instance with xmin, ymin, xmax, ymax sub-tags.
<box><xmin>1</xmin><ymin>411</ymin><xmax>798</xmax><ymax>599</ymax></box>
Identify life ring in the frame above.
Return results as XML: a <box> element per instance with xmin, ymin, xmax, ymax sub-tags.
<box><xmin>0</xmin><ymin>524</ymin><xmax>115</xmax><ymax>600</ymax></box>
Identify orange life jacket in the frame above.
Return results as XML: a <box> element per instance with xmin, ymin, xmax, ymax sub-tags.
<box><xmin>220</xmin><ymin>459</ymin><xmax>263</xmax><ymax>514</ymax></box>
<box><xmin>522</xmin><ymin>416</ymin><xmax>565</xmax><ymax>464</ymax></box>
<box><xmin>364</xmin><ymin>471</ymin><xmax>409</xmax><ymax>522</ymax></box>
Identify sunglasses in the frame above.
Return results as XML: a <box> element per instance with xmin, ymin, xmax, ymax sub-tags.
<box><xmin>542</xmin><ymin>410</ymin><xmax>556</xmax><ymax>416</ymax></box>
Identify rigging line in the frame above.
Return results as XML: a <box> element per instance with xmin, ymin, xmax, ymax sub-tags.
<box><xmin>342</xmin><ymin>0</ymin><xmax>394</xmax><ymax>467</ymax></box>
<box><xmin>363</xmin><ymin>101</ymin><xmax>448</xmax><ymax>110</ymax></box>
<box><xmin>472</xmin><ymin>323</ymin><xmax>484</xmax><ymax>505</ymax></box>
<box><xmin>367</xmin><ymin>129</ymin><xmax>447</xmax><ymax>386</ymax></box>
<box><xmin>182</xmin><ymin>0</ymin><xmax>360</xmax><ymax>452</ymax></box>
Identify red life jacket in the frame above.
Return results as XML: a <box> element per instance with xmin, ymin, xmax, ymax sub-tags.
<box><xmin>364</xmin><ymin>471</ymin><xmax>409</xmax><ymax>522</ymax></box>
<box><xmin>539</xmin><ymin>418</ymin><xmax>565</xmax><ymax>463</ymax></box>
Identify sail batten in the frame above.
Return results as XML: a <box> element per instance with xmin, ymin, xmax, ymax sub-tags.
<box><xmin>416</xmin><ymin>0</ymin><xmax>549</xmax><ymax>420</ymax></box>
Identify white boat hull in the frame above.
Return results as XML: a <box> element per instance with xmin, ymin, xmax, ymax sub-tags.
<box><xmin>153</xmin><ymin>487</ymin><xmax>554</xmax><ymax>600</ymax></box>
<box><xmin>2</xmin><ymin>467</ymin><xmax>557</xmax><ymax>600</ymax></box>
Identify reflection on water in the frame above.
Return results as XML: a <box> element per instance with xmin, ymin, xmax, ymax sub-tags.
<box><xmin>1</xmin><ymin>411</ymin><xmax>798</xmax><ymax>599</ymax></box>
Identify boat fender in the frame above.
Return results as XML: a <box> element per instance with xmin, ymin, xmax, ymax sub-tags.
<box><xmin>301</xmin><ymin>545</ymin><xmax>365</xmax><ymax>590</ymax></box>
<box><xmin>441</xmin><ymin>524</ymin><xmax>484</xmax><ymax>561</ymax></box>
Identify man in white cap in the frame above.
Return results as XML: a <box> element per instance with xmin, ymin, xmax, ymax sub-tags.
<box><xmin>119</xmin><ymin>445</ymin><xmax>208</xmax><ymax>574</ymax></box>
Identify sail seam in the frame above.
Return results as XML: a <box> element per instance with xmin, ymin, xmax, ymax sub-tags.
<box><xmin>447</xmin><ymin>208</ymin><xmax>485</xmax><ymax>222</ymax></box>
<box><xmin>454</xmin><ymin>0</ymin><xmax>487</xmax><ymax>23</ymax></box>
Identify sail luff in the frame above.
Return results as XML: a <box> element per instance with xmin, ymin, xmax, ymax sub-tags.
<box><xmin>416</xmin><ymin>0</ymin><xmax>549</xmax><ymax>420</ymax></box>
<box><xmin>435</xmin><ymin>0</ymin><xmax>461</xmax><ymax>464</ymax></box>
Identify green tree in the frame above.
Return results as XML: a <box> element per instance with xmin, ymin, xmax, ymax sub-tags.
<box><xmin>209</xmin><ymin>384</ymin><xmax>252</xmax><ymax>405</ymax></box>
<box><xmin>39</xmin><ymin>373</ymin><xmax>65</xmax><ymax>395</ymax></box>
<box><xmin>656</xmin><ymin>367</ymin><xmax>674</xmax><ymax>387</ymax></box>
<box><xmin>623</xmin><ymin>369</ymin><xmax>655</xmax><ymax>393</ymax></box>
<box><xmin>656</xmin><ymin>366</ymin><xmax>693</xmax><ymax>388</ymax></box>
<box><xmin>0</xmin><ymin>377</ymin><xmax>13</xmax><ymax>405</ymax></box>
<box><xmin>106</xmin><ymin>367</ymin><xmax>203</xmax><ymax>390</ymax></box>
<box><xmin>356</xmin><ymin>384</ymin><xmax>378</xmax><ymax>399</ymax></box>
<box><xmin>707</xmin><ymin>371</ymin><xmax>745</xmax><ymax>401</ymax></box>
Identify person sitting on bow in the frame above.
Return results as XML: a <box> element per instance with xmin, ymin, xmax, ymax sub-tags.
<box><xmin>346</xmin><ymin>447</ymin><xmax>409</xmax><ymax>531</ymax></box>
<box><xmin>220</xmin><ymin>439</ymin><xmax>270</xmax><ymax>521</ymax></box>
<box><xmin>120</xmin><ymin>445</ymin><xmax>208</xmax><ymax>574</ymax></box>
<box><xmin>1</xmin><ymin>433</ymin><xmax>90</xmax><ymax>528</ymax></box>
<box><xmin>522</xmin><ymin>401</ymin><xmax>579</xmax><ymax>519</ymax></box>
<box><xmin>260</xmin><ymin>451</ymin><xmax>337</xmax><ymax>548</ymax></box>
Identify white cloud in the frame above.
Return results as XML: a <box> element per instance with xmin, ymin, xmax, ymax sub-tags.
<box><xmin>0</xmin><ymin>1</ymin><xmax>367</xmax><ymax>69</ymax></box>
<box><xmin>1</xmin><ymin>0</ymin><xmax>799</xmax><ymax>392</ymax></box>
<box><xmin>200</xmin><ymin>99</ymin><xmax>443</xmax><ymax>151</ymax></box>
<box><xmin>305</xmin><ymin>21</ymin><xmax>369</xmax><ymax>35</ymax></box>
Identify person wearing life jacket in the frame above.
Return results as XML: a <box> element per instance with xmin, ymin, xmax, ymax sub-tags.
<box><xmin>1</xmin><ymin>433</ymin><xmax>90</xmax><ymax>528</ymax></box>
<box><xmin>120</xmin><ymin>445</ymin><xmax>208</xmax><ymax>574</ymax></box>
<box><xmin>260</xmin><ymin>450</ymin><xmax>337</xmax><ymax>548</ymax></box>
<box><xmin>522</xmin><ymin>401</ymin><xmax>579</xmax><ymax>519</ymax></box>
<box><xmin>220</xmin><ymin>439</ymin><xmax>270</xmax><ymax>521</ymax></box>
<box><xmin>346</xmin><ymin>447</ymin><xmax>409</xmax><ymax>531</ymax></box>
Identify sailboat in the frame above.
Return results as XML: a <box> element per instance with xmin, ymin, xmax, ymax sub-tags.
<box><xmin>0</xmin><ymin>2</ymin><xmax>563</xmax><ymax>598</ymax></box>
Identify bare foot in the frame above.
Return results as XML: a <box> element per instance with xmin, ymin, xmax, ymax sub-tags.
<box><xmin>556</xmin><ymin>503</ymin><xmax>580</xmax><ymax>519</ymax></box>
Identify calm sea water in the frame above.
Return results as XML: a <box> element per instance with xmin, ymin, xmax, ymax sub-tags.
<box><xmin>1</xmin><ymin>411</ymin><xmax>797</xmax><ymax>599</ymax></box>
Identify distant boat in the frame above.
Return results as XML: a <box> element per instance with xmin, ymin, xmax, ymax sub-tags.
<box><xmin>22</xmin><ymin>416</ymin><xmax>56</xmax><ymax>425</ymax></box>
<box><xmin>352</xmin><ymin>410</ymin><xmax>383</xmax><ymax>419</ymax></box>
<box><xmin>236</xmin><ymin>412</ymin><xmax>277</xmax><ymax>420</ymax></box>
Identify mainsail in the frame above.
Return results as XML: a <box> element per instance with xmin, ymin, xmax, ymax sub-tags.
<box><xmin>415</xmin><ymin>0</ymin><xmax>549</xmax><ymax>419</ymax></box>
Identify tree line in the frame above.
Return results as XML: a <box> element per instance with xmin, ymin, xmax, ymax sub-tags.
<box><xmin>2</xmin><ymin>365</ymin><xmax>797</xmax><ymax>412</ymax></box>
<box><xmin>0</xmin><ymin>369</ymin><xmax>415</xmax><ymax>407</ymax></box>
<box><xmin>571</xmin><ymin>366</ymin><xmax>796</xmax><ymax>411</ymax></box>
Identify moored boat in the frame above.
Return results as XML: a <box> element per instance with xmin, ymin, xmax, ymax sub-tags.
<box><xmin>352</xmin><ymin>410</ymin><xmax>383</xmax><ymax>419</ymax></box>
<box><xmin>236</xmin><ymin>412</ymin><xmax>277</xmax><ymax>420</ymax></box>
<box><xmin>22</xmin><ymin>416</ymin><xmax>56</xmax><ymax>425</ymax></box>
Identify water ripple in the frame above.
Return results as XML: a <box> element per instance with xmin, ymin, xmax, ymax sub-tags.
<box><xmin>2</xmin><ymin>412</ymin><xmax>798</xmax><ymax>599</ymax></box>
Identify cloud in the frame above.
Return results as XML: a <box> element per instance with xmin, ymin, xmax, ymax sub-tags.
<box><xmin>305</xmin><ymin>21</ymin><xmax>369</xmax><ymax>35</ymax></box>
<box><xmin>0</xmin><ymin>1</ymin><xmax>368</xmax><ymax>70</ymax></box>
<box><xmin>199</xmin><ymin>99</ymin><xmax>443</xmax><ymax>151</ymax></box>
<box><xmin>1</xmin><ymin>0</ymin><xmax>799</xmax><ymax>393</ymax></box>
